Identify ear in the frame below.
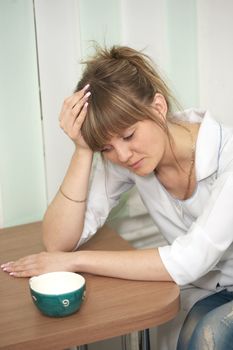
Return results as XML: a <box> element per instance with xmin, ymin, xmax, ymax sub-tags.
<box><xmin>151</xmin><ymin>93</ymin><xmax>168</xmax><ymax>119</ymax></box>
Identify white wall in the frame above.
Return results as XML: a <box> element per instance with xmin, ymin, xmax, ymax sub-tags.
<box><xmin>197</xmin><ymin>0</ymin><xmax>233</xmax><ymax>125</ymax></box>
<box><xmin>121</xmin><ymin>0</ymin><xmax>168</xmax><ymax>70</ymax></box>
<box><xmin>121</xmin><ymin>0</ymin><xmax>199</xmax><ymax>109</ymax></box>
<box><xmin>34</xmin><ymin>0</ymin><xmax>81</xmax><ymax>203</ymax></box>
<box><xmin>79</xmin><ymin>0</ymin><xmax>121</xmax><ymax>57</ymax></box>
<box><xmin>0</xmin><ymin>0</ymin><xmax>46</xmax><ymax>227</ymax></box>
<box><xmin>0</xmin><ymin>183</ymin><xmax>3</xmax><ymax>228</ymax></box>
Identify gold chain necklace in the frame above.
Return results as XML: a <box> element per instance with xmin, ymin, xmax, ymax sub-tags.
<box><xmin>171</xmin><ymin>121</ymin><xmax>196</xmax><ymax>200</ymax></box>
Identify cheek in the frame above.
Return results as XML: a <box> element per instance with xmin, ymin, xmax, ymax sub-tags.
<box><xmin>135</xmin><ymin>138</ymin><xmax>151</xmax><ymax>153</ymax></box>
<box><xmin>146</xmin><ymin>132</ymin><xmax>164</xmax><ymax>152</ymax></box>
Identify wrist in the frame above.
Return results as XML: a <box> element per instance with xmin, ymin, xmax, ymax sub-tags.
<box><xmin>73</xmin><ymin>251</ymin><xmax>87</xmax><ymax>272</ymax></box>
<box><xmin>74</xmin><ymin>146</ymin><xmax>93</xmax><ymax>159</ymax></box>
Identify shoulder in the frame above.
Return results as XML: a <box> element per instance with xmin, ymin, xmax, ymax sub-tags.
<box><xmin>185</xmin><ymin>109</ymin><xmax>233</xmax><ymax>180</ymax></box>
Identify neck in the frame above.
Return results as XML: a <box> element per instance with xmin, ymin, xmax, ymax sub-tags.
<box><xmin>154</xmin><ymin>120</ymin><xmax>200</xmax><ymax>199</ymax></box>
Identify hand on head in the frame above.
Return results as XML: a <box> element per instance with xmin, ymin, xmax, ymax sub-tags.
<box><xmin>59</xmin><ymin>84</ymin><xmax>92</xmax><ymax>151</ymax></box>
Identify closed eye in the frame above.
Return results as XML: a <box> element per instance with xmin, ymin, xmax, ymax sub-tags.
<box><xmin>123</xmin><ymin>132</ymin><xmax>134</xmax><ymax>141</ymax></box>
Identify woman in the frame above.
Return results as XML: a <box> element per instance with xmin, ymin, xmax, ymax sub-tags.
<box><xmin>2</xmin><ymin>46</ymin><xmax>233</xmax><ymax>349</ymax></box>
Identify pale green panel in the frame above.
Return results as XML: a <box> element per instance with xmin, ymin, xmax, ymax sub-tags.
<box><xmin>79</xmin><ymin>0</ymin><xmax>121</xmax><ymax>57</ymax></box>
<box><xmin>0</xmin><ymin>0</ymin><xmax>47</xmax><ymax>227</ymax></box>
<box><xmin>166</xmin><ymin>0</ymin><xmax>199</xmax><ymax>108</ymax></box>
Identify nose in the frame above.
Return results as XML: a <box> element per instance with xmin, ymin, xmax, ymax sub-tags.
<box><xmin>115</xmin><ymin>143</ymin><xmax>133</xmax><ymax>163</ymax></box>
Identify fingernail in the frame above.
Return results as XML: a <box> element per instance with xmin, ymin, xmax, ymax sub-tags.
<box><xmin>1</xmin><ymin>263</ymin><xmax>8</xmax><ymax>268</ymax></box>
<box><xmin>1</xmin><ymin>261</ymin><xmax>13</xmax><ymax>268</ymax></box>
<box><xmin>10</xmin><ymin>272</ymin><xmax>15</xmax><ymax>276</ymax></box>
<box><xmin>85</xmin><ymin>91</ymin><xmax>91</xmax><ymax>98</ymax></box>
<box><xmin>84</xmin><ymin>83</ymin><xmax>90</xmax><ymax>90</ymax></box>
<box><xmin>84</xmin><ymin>102</ymin><xmax>88</xmax><ymax>108</ymax></box>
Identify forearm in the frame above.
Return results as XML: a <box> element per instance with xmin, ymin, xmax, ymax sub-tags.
<box><xmin>43</xmin><ymin>148</ymin><xmax>93</xmax><ymax>252</ymax></box>
<box><xmin>2</xmin><ymin>247</ymin><xmax>174</xmax><ymax>280</ymax></box>
<box><xmin>75</xmin><ymin>248</ymin><xmax>173</xmax><ymax>282</ymax></box>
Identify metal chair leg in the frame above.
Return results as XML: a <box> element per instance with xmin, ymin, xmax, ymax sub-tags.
<box><xmin>122</xmin><ymin>332</ymin><xmax>141</xmax><ymax>350</ymax></box>
<box><xmin>77</xmin><ymin>345</ymin><xmax>88</xmax><ymax>350</ymax></box>
<box><xmin>130</xmin><ymin>332</ymin><xmax>140</xmax><ymax>350</ymax></box>
<box><xmin>121</xmin><ymin>335</ymin><xmax>128</xmax><ymax>350</ymax></box>
<box><xmin>139</xmin><ymin>329</ymin><xmax>151</xmax><ymax>350</ymax></box>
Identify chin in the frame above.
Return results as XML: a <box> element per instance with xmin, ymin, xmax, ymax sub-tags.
<box><xmin>132</xmin><ymin>166</ymin><xmax>153</xmax><ymax>177</ymax></box>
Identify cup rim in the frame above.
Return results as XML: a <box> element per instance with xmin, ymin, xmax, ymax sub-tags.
<box><xmin>29</xmin><ymin>271</ymin><xmax>85</xmax><ymax>295</ymax></box>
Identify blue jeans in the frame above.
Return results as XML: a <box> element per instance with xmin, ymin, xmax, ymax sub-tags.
<box><xmin>177</xmin><ymin>289</ymin><xmax>233</xmax><ymax>350</ymax></box>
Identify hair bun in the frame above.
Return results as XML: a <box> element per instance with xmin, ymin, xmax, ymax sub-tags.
<box><xmin>110</xmin><ymin>46</ymin><xmax>123</xmax><ymax>60</ymax></box>
<box><xmin>110</xmin><ymin>46</ymin><xmax>143</xmax><ymax>67</ymax></box>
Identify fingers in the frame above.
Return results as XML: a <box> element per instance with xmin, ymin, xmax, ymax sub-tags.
<box><xmin>1</xmin><ymin>251</ymin><xmax>74</xmax><ymax>278</ymax></box>
<box><xmin>59</xmin><ymin>85</ymin><xmax>91</xmax><ymax>147</ymax></box>
<box><xmin>2</xmin><ymin>264</ymin><xmax>38</xmax><ymax>277</ymax></box>
<box><xmin>1</xmin><ymin>253</ymin><xmax>47</xmax><ymax>278</ymax></box>
<box><xmin>61</xmin><ymin>83</ymin><xmax>90</xmax><ymax>111</ymax></box>
<box><xmin>72</xmin><ymin>101</ymin><xmax>89</xmax><ymax>136</ymax></box>
<box><xmin>9</xmin><ymin>269</ymin><xmax>38</xmax><ymax>278</ymax></box>
<box><xmin>59</xmin><ymin>84</ymin><xmax>91</xmax><ymax>135</ymax></box>
<box><xmin>71</xmin><ymin>92</ymin><xmax>90</xmax><ymax>123</ymax></box>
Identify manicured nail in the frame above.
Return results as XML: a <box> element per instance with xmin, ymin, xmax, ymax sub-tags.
<box><xmin>4</xmin><ymin>266</ymin><xmax>12</xmax><ymax>272</ymax></box>
<box><xmin>9</xmin><ymin>272</ymin><xmax>15</xmax><ymax>276</ymax></box>
<box><xmin>1</xmin><ymin>261</ymin><xmax>14</xmax><ymax>268</ymax></box>
<box><xmin>84</xmin><ymin>83</ymin><xmax>90</xmax><ymax>90</ymax></box>
<box><xmin>84</xmin><ymin>102</ymin><xmax>88</xmax><ymax>108</ymax></box>
<box><xmin>85</xmin><ymin>91</ymin><xmax>91</xmax><ymax>98</ymax></box>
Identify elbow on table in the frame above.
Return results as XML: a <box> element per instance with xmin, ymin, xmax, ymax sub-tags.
<box><xmin>43</xmin><ymin>243</ymin><xmax>73</xmax><ymax>253</ymax></box>
<box><xmin>42</xmin><ymin>225</ymin><xmax>77</xmax><ymax>253</ymax></box>
<box><xmin>43</xmin><ymin>238</ymin><xmax>74</xmax><ymax>252</ymax></box>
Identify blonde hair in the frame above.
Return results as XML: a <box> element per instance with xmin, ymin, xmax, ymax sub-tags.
<box><xmin>75</xmin><ymin>45</ymin><xmax>178</xmax><ymax>152</ymax></box>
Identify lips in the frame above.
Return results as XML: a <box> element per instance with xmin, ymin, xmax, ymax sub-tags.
<box><xmin>129</xmin><ymin>158</ymin><xmax>144</xmax><ymax>169</ymax></box>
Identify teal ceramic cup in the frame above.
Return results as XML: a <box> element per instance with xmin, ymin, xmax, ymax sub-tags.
<box><xmin>29</xmin><ymin>271</ymin><xmax>86</xmax><ymax>317</ymax></box>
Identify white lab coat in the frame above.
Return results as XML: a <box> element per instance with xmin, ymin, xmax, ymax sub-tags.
<box><xmin>76</xmin><ymin>109</ymin><xmax>233</xmax><ymax>349</ymax></box>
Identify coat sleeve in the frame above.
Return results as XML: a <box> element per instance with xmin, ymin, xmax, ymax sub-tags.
<box><xmin>158</xmin><ymin>171</ymin><xmax>233</xmax><ymax>286</ymax></box>
<box><xmin>74</xmin><ymin>158</ymin><xmax>134</xmax><ymax>249</ymax></box>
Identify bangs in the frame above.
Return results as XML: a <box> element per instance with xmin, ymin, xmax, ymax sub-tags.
<box><xmin>81</xmin><ymin>86</ymin><xmax>151</xmax><ymax>151</ymax></box>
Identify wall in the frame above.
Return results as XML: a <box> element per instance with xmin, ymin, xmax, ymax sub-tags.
<box><xmin>0</xmin><ymin>0</ymin><xmax>46</xmax><ymax>227</ymax></box>
<box><xmin>197</xmin><ymin>0</ymin><xmax>233</xmax><ymax>124</ymax></box>
<box><xmin>166</xmin><ymin>0</ymin><xmax>199</xmax><ymax>108</ymax></box>
<box><xmin>79</xmin><ymin>0</ymin><xmax>121</xmax><ymax>56</ymax></box>
<box><xmin>121</xmin><ymin>0</ymin><xmax>198</xmax><ymax>108</ymax></box>
<box><xmin>34</xmin><ymin>0</ymin><xmax>81</xmax><ymax>203</ymax></box>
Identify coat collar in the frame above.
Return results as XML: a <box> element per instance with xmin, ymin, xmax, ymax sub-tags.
<box><xmin>175</xmin><ymin>109</ymin><xmax>221</xmax><ymax>181</ymax></box>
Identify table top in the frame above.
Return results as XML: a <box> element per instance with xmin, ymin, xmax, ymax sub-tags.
<box><xmin>0</xmin><ymin>222</ymin><xmax>180</xmax><ymax>350</ymax></box>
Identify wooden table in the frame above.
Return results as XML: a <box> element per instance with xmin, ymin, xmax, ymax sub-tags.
<box><xmin>0</xmin><ymin>222</ymin><xmax>180</xmax><ymax>350</ymax></box>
